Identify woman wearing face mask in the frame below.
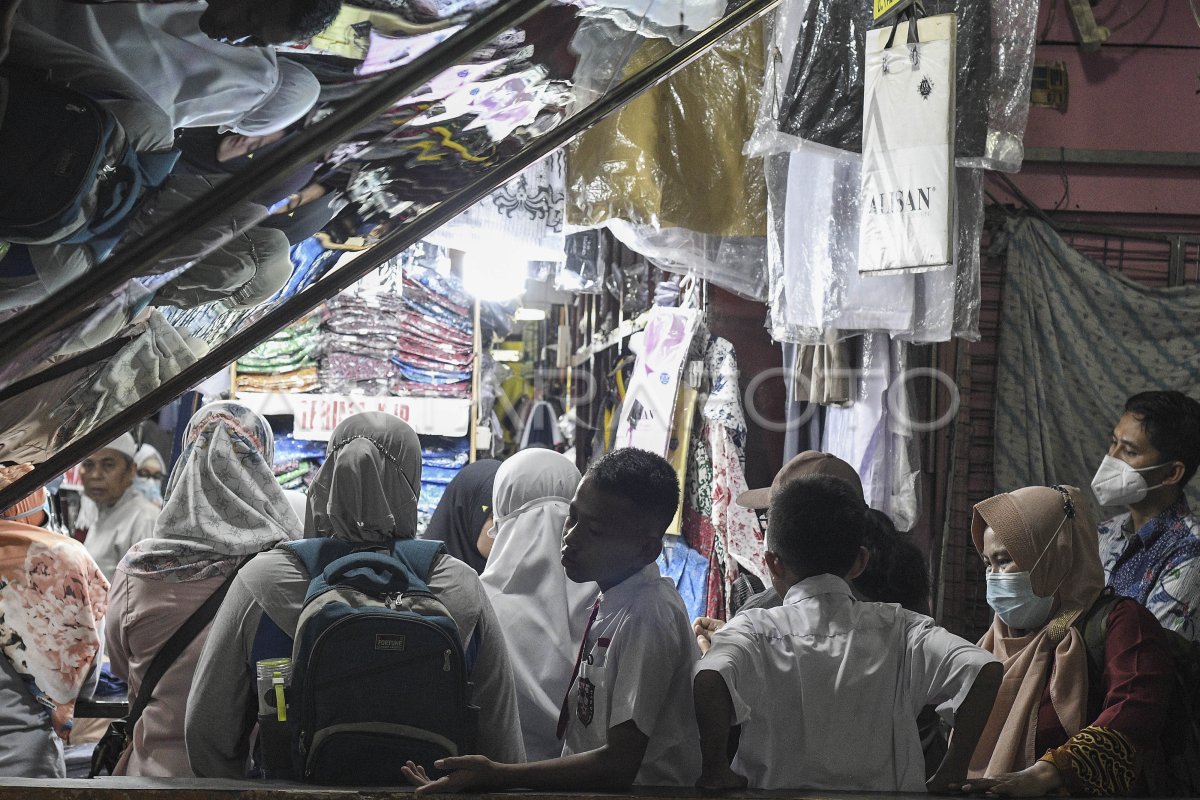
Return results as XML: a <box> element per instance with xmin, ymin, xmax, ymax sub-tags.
<box><xmin>966</xmin><ymin>485</ymin><xmax>1174</xmax><ymax>797</ymax></box>
<box><xmin>133</xmin><ymin>444</ymin><xmax>166</xmax><ymax>508</ymax></box>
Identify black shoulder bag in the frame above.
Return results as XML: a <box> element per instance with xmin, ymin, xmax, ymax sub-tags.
<box><xmin>89</xmin><ymin>560</ymin><xmax>247</xmax><ymax>778</ymax></box>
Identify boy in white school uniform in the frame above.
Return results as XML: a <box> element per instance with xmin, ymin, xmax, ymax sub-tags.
<box><xmin>406</xmin><ymin>448</ymin><xmax>700</xmax><ymax>793</ymax></box>
<box><xmin>694</xmin><ymin>475</ymin><xmax>1002</xmax><ymax>793</ymax></box>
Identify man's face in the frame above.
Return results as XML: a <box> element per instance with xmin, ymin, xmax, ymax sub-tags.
<box><xmin>199</xmin><ymin>0</ymin><xmax>299</xmax><ymax>47</ymax></box>
<box><xmin>1108</xmin><ymin>412</ymin><xmax>1169</xmax><ymax>471</ymax></box>
<box><xmin>81</xmin><ymin>449</ymin><xmax>135</xmax><ymax>507</ymax></box>
<box><xmin>561</xmin><ymin>478</ymin><xmax>658</xmax><ymax>589</ymax></box>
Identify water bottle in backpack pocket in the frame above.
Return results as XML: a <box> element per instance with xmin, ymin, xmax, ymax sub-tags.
<box><xmin>253</xmin><ymin>538</ymin><xmax>479</xmax><ymax>785</ymax></box>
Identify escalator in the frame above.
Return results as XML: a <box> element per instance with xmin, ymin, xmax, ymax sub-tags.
<box><xmin>0</xmin><ymin>0</ymin><xmax>778</xmax><ymax>509</ymax></box>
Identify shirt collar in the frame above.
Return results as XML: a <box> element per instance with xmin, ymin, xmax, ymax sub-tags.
<box><xmin>1135</xmin><ymin>497</ymin><xmax>1192</xmax><ymax>546</ymax></box>
<box><xmin>600</xmin><ymin>563</ymin><xmax>660</xmax><ymax>607</ymax></box>
<box><xmin>782</xmin><ymin>573</ymin><xmax>855</xmax><ymax>605</ymax></box>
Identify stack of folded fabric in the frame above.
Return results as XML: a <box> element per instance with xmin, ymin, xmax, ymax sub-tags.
<box><xmin>391</xmin><ymin>267</ymin><xmax>474</xmax><ymax>398</ymax></box>
<box><xmin>416</xmin><ymin>435</ymin><xmax>470</xmax><ymax>533</ymax></box>
<box><xmin>318</xmin><ymin>288</ymin><xmax>407</xmax><ymax>395</ymax></box>
<box><xmin>235</xmin><ymin>314</ymin><xmax>321</xmax><ymax>394</ymax></box>
<box><xmin>273</xmin><ymin>434</ymin><xmax>327</xmax><ymax>493</ymax></box>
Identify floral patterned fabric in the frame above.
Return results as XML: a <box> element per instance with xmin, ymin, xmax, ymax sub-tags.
<box><xmin>682</xmin><ymin>337</ymin><xmax>766</xmax><ymax>618</ymax></box>
<box><xmin>1098</xmin><ymin>498</ymin><xmax>1200</xmax><ymax>642</ymax></box>
<box><xmin>120</xmin><ymin>402</ymin><xmax>301</xmax><ymax>582</ymax></box>
<box><xmin>0</xmin><ymin>522</ymin><xmax>108</xmax><ymax>706</ymax></box>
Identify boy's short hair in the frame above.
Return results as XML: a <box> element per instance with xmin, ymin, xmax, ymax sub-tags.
<box><xmin>1124</xmin><ymin>391</ymin><xmax>1200</xmax><ymax>485</ymax></box>
<box><xmin>767</xmin><ymin>475</ymin><xmax>867</xmax><ymax>578</ymax></box>
<box><xmin>587</xmin><ymin>448</ymin><xmax>679</xmax><ymax>533</ymax></box>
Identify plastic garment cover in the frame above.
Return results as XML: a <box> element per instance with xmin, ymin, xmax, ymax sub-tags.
<box><xmin>764</xmin><ymin>147</ymin><xmax>981</xmax><ymax>344</ymax></box>
<box><xmin>770</xmin><ymin>0</ymin><xmax>1031</xmax><ymax>170</ymax></box>
<box><xmin>971</xmin><ymin>0</ymin><xmax>1038</xmax><ymax>172</ymax></box>
<box><xmin>571</xmin><ymin>0</ymin><xmax>728</xmax><ymax>47</ymax></box>
<box><xmin>567</xmin><ymin>24</ymin><xmax>768</xmax><ymax>300</ymax></box>
<box><xmin>821</xmin><ymin>333</ymin><xmax>921</xmax><ymax>532</ymax></box>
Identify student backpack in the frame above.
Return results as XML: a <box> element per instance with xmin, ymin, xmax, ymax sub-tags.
<box><xmin>0</xmin><ymin>68</ymin><xmax>178</xmax><ymax>260</ymax></box>
<box><xmin>1078</xmin><ymin>591</ymin><xmax>1200</xmax><ymax>797</ymax></box>
<box><xmin>259</xmin><ymin>538</ymin><xmax>478</xmax><ymax>785</ymax></box>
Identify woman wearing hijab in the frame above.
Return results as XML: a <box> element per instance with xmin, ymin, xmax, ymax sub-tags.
<box><xmin>133</xmin><ymin>444</ymin><xmax>166</xmax><ymax>508</ymax></box>
<box><xmin>424</xmin><ymin>459</ymin><xmax>502</xmax><ymax>574</ymax></box>
<box><xmin>185</xmin><ymin>412</ymin><xmax>524</xmax><ymax>777</ymax></box>
<box><xmin>105</xmin><ymin>402</ymin><xmax>300</xmax><ymax>777</ymax></box>
<box><xmin>0</xmin><ymin>468</ymin><xmax>108</xmax><ymax>777</ymax></box>
<box><xmin>20</xmin><ymin>2</ymin><xmax>320</xmax><ymax>134</ymax></box>
<box><xmin>480</xmin><ymin>449</ymin><xmax>597</xmax><ymax>761</ymax></box>
<box><xmin>966</xmin><ymin>485</ymin><xmax>1174</xmax><ymax>797</ymax></box>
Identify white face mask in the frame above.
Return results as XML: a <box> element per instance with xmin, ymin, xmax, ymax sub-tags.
<box><xmin>1090</xmin><ymin>455</ymin><xmax>1170</xmax><ymax>506</ymax></box>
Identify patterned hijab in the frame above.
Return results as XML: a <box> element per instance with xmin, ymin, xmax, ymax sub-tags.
<box><xmin>306</xmin><ymin>412</ymin><xmax>422</xmax><ymax>542</ymax></box>
<box><xmin>120</xmin><ymin>402</ymin><xmax>300</xmax><ymax>581</ymax></box>
<box><xmin>0</xmin><ymin>521</ymin><xmax>108</xmax><ymax>707</ymax></box>
<box><xmin>968</xmin><ymin>484</ymin><xmax>1104</xmax><ymax>776</ymax></box>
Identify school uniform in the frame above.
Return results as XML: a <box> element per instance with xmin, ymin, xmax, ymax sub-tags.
<box><xmin>562</xmin><ymin>564</ymin><xmax>700</xmax><ymax>787</ymax></box>
<box><xmin>699</xmin><ymin>574</ymin><xmax>996</xmax><ymax>791</ymax></box>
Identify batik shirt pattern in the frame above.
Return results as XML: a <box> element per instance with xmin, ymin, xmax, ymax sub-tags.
<box><xmin>1098</xmin><ymin>498</ymin><xmax>1200</xmax><ymax>641</ymax></box>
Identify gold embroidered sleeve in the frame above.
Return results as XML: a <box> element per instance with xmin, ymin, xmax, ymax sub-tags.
<box><xmin>1038</xmin><ymin>725</ymin><xmax>1138</xmax><ymax>796</ymax></box>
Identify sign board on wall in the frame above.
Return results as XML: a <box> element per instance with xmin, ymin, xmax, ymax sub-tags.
<box><xmin>235</xmin><ymin>393</ymin><xmax>471</xmax><ymax>440</ymax></box>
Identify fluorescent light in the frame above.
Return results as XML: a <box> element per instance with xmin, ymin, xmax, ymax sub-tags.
<box><xmin>514</xmin><ymin>307</ymin><xmax>547</xmax><ymax>321</ymax></box>
<box><xmin>462</xmin><ymin>246</ymin><xmax>527</xmax><ymax>301</ymax></box>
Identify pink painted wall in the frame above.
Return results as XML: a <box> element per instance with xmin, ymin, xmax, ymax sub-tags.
<box><xmin>996</xmin><ymin>1</ymin><xmax>1200</xmax><ymax>217</ymax></box>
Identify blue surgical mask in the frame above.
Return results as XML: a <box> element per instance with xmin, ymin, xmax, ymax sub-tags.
<box><xmin>986</xmin><ymin>571</ymin><xmax>1054</xmax><ymax>630</ymax></box>
<box><xmin>133</xmin><ymin>476</ymin><xmax>163</xmax><ymax>505</ymax></box>
<box><xmin>985</xmin><ymin>513</ymin><xmax>1068</xmax><ymax>630</ymax></box>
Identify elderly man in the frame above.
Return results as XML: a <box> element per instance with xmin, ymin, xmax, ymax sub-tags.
<box><xmin>78</xmin><ymin>433</ymin><xmax>159</xmax><ymax>579</ymax></box>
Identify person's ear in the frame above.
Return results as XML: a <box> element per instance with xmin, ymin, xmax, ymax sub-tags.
<box><xmin>844</xmin><ymin>546</ymin><xmax>871</xmax><ymax>582</ymax></box>
<box><xmin>640</xmin><ymin>533</ymin><xmax>663</xmax><ymax>564</ymax></box>
<box><xmin>1162</xmin><ymin>461</ymin><xmax>1187</xmax><ymax>488</ymax></box>
<box><xmin>765</xmin><ymin>551</ymin><xmax>789</xmax><ymax>582</ymax></box>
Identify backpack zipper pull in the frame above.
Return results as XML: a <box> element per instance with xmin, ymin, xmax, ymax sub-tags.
<box><xmin>443</xmin><ymin>650</ymin><xmax>451</xmax><ymax>672</ymax></box>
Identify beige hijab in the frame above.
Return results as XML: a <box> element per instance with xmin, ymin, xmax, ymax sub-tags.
<box><xmin>968</xmin><ymin>485</ymin><xmax>1105</xmax><ymax>776</ymax></box>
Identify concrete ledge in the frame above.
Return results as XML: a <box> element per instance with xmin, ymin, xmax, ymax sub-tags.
<box><xmin>0</xmin><ymin>781</ymin><xmax>943</xmax><ymax>800</ymax></box>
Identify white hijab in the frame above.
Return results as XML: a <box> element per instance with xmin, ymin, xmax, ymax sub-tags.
<box><xmin>480</xmin><ymin>450</ymin><xmax>597</xmax><ymax>761</ymax></box>
<box><xmin>21</xmin><ymin>1</ymin><xmax>317</xmax><ymax>134</ymax></box>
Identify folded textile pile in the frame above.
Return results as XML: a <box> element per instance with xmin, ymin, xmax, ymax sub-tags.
<box><xmin>273</xmin><ymin>433</ymin><xmax>327</xmax><ymax>492</ymax></box>
<box><xmin>236</xmin><ymin>314</ymin><xmax>321</xmax><ymax>394</ymax></box>
<box><xmin>318</xmin><ymin>287</ymin><xmax>407</xmax><ymax>395</ymax></box>
<box><xmin>416</xmin><ymin>435</ymin><xmax>470</xmax><ymax>533</ymax></box>
<box><xmin>391</xmin><ymin>267</ymin><xmax>475</xmax><ymax>398</ymax></box>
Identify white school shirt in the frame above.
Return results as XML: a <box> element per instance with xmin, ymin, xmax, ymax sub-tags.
<box><xmin>699</xmin><ymin>574</ymin><xmax>996</xmax><ymax>791</ymax></box>
<box><xmin>562</xmin><ymin>564</ymin><xmax>701</xmax><ymax>787</ymax></box>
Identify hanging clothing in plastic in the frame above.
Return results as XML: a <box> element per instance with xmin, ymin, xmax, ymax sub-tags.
<box><xmin>820</xmin><ymin>333</ymin><xmax>921</xmax><ymax>532</ymax></box>
<box><xmin>763</xmin><ymin>146</ymin><xmax>982</xmax><ymax>344</ymax></box>
<box><xmin>567</xmin><ymin>24</ymin><xmax>768</xmax><ymax>301</ymax></box>
<box><xmin>681</xmin><ymin>338</ymin><xmax>767</xmax><ymax>619</ymax></box>
<box><xmin>770</xmin><ymin>0</ymin><xmax>1036</xmax><ymax>171</ymax></box>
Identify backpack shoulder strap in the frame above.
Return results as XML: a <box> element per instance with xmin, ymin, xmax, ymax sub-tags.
<box><xmin>390</xmin><ymin>539</ymin><xmax>446</xmax><ymax>587</ymax></box>
<box><xmin>128</xmin><ymin>557</ymin><xmax>248</xmax><ymax>727</ymax></box>
<box><xmin>1077</xmin><ymin>592</ymin><xmax>1121</xmax><ymax>677</ymax></box>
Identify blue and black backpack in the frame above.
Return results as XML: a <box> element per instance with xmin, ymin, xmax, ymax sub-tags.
<box><xmin>0</xmin><ymin>69</ymin><xmax>178</xmax><ymax>260</ymax></box>
<box><xmin>253</xmin><ymin>538</ymin><xmax>478</xmax><ymax>784</ymax></box>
